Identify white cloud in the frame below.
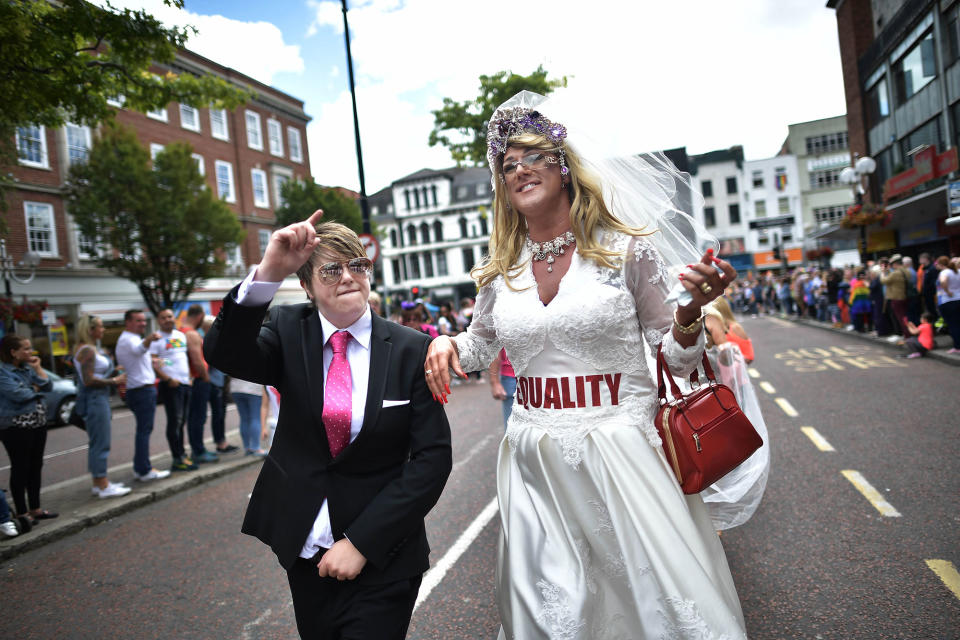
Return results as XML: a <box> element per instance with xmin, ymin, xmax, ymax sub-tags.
<box><xmin>94</xmin><ymin>0</ymin><xmax>304</xmax><ymax>86</ymax></box>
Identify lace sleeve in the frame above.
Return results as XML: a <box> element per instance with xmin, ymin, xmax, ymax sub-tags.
<box><xmin>624</xmin><ymin>236</ymin><xmax>703</xmax><ymax>377</ymax></box>
<box><xmin>453</xmin><ymin>281</ymin><xmax>502</xmax><ymax>373</ymax></box>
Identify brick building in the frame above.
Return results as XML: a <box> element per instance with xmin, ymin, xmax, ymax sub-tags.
<box><xmin>4</xmin><ymin>47</ymin><xmax>312</xmax><ymax>332</ymax></box>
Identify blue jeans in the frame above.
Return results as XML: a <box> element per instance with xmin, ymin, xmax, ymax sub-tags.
<box><xmin>0</xmin><ymin>489</ymin><xmax>11</xmax><ymax>522</ymax></box>
<box><xmin>188</xmin><ymin>379</ymin><xmax>211</xmax><ymax>457</ymax></box>
<box><xmin>233</xmin><ymin>392</ymin><xmax>262</xmax><ymax>452</ymax></box>
<box><xmin>500</xmin><ymin>375</ymin><xmax>516</xmax><ymax>431</ymax></box>
<box><xmin>157</xmin><ymin>382</ymin><xmax>190</xmax><ymax>460</ymax></box>
<box><xmin>79</xmin><ymin>386</ymin><xmax>111</xmax><ymax>478</ymax></box>
<box><xmin>125</xmin><ymin>385</ymin><xmax>157</xmax><ymax>476</ymax></box>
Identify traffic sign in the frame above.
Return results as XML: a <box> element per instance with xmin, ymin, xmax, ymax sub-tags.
<box><xmin>358</xmin><ymin>233</ymin><xmax>380</xmax><ymax>263</ymax></box>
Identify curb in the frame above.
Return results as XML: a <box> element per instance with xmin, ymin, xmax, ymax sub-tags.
<box><xmin>0</xmin><ymin>454</ymin><xmax>263</xmax><ymax>563</ymax></box>
<box><xmin>773</xmin><ymin>315</ymin><xmax>960</xmax><ymax>367</ymax></box>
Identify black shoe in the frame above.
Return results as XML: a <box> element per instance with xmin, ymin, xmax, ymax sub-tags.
<box><xmin>215</xmin><ymin>444</ymin><xmax>240</xmax><ymax>453</ymax></box>
<box><xmin>16</xmin><ymin>515</ymin><xmax>33</xmax><ymax>533</ymax></box>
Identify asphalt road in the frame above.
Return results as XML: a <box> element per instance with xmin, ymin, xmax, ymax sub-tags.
<box><xmin>1</xmin><ymin>318</ymin><xmax>958</xmax><ymax>639</ymax></box>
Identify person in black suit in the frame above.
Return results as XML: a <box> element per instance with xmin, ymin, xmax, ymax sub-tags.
<box><xmin>204</xmin><ymin>212</ymin><xmax>452</xmax><ymax>639</ymax></box>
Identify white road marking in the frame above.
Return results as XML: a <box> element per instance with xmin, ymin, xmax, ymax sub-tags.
<box><xmin>452</xmin><ymin>433</ymin><xmax>497</xmax><ymax>474</ymax></box>
<box><xmin>841</xmin><ymin>470</ymin><xmax>902</xmax><ymax>517</ymax></box>
<box><xmin>747</xmin><ymin>368</ymin><xmax>760</xmax><ymax>379</ymax></box>
<box><xmin>774</xmin><ymin>397</ymin><xmax>798</xmax><ymax>417</ymax></box>
<box><xmin>759</xmin><ymin>381</ymin><xmax>776</xmax><ymax>394</ymax></box>
<box><xmin>413</xmin><ymin>497</ymin><xmax>499</xmax><ymax>612</ymax></box>
<box><xmin>240</xmin><ymin>608</ymin><xmax>274</xmax><ymax>640</ymax></box>
<box><xmin>800</xmin><ymin>426</ymin><xmax>835</xmax><ymax>452</ymax></box>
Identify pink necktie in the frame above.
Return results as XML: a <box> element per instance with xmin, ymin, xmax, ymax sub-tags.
<box><xmin>322</xmin><ymin>330</ymin><xmax>352</xmax><ymax>457</ymax></box>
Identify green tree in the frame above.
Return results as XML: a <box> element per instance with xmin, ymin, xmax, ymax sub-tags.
<box><xmin>0</xmin><ymin>0</ymin><xmax>250</xmax><ymax>216</ymax></box>
<box><xmin>275</xmin><ymin>178</ymin><xmax>364</xmax><ymax>233</ymax></box>
<box><xmin>66</xmin><ymin>124</ymin><xmax>244</xmax><ymax>315</ymax></box>
<box><xmin>428</xmin><ymin>66</ymin><xmax>567</xmax><ymax>166</ymax></box>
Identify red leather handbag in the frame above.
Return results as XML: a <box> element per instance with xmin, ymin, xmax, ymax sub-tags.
<box><xmin>654</xmin><ymin>344</ymin><xmax>763</xmax><ymax>494</ymax></box>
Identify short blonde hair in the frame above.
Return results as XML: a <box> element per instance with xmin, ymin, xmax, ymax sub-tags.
<box><xmin>295</xmin><ymin>222</ymin><xmax>365</xmax><ymax>284</ymax></box>
<box><xmin>76</xmin><ymin>315</ymin><xmax>102</xmax><ymax>345</ymax></box>
<box><xmin>475</xmin><ymin>132</ymin><xmax>652</xmax><ymax>290</ymax></box>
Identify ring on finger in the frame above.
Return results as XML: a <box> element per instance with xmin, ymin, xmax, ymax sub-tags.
<box><xmin>699</xmin><ymin>282</ymin><xmax>713</xmax><ymax>295</ymax></box>
<box><xmin>425</xmin><ymin>369</ymin><xmax>433</xmax><ymax>375</ymax></box>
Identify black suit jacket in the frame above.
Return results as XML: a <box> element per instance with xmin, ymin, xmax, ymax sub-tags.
<box><xmin>204</xmin><ymin>287</ymin><xmax>452</xmax><ymax>584</ymax></box>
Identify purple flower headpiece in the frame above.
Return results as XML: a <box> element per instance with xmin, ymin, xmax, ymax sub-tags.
<box><xmin>486</xmin><ymin>106</ymin><xmax>568</xmax><ymax>179</ymax></box>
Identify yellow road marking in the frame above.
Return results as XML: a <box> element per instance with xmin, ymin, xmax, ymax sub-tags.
<box><xmin>841</xmin><ymin>470</ymin><xmax>902</xmax><ymax>517</ymax></box>
<box><xmin>821</xmin><ymin>359</ymin><xmax>845</xmax><ymax>370</ymax></box>
<box><xmin>767</xmin><ymin>317</ymin><xmax>794</xmax><ymax>328</ymax></box>
<box><xmin>800</xmin><ymin>427</ymin><xmax>835</xmax><ymax>451</ymax></box>
<box><xmin>925</xmin><ymin>560</ymin><xmax>960</xmax><ymax>601</ymax></box>
<box><xmin>759</xmin><ymin>381</ymin><xmax>776</xmax><ymax>394</ymax></box>
<box><xmin>775</xmin><ymin>397</ymin><xmax>798</xmax><ymax>417</ymax></box>
<box><xmin>747</xmin><ymin>368</ymin><xmax>760</xmax><ymax>379</ymax></box>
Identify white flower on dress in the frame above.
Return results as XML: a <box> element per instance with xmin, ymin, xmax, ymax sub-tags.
<box><xmin>536</xmin><ymin>580</ymin><xmax>587</xmax><ymax>640</ymax></box>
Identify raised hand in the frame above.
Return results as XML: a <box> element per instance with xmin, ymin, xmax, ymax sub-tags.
<box><xmin>257</xmin><ymin>210</ymin><xmax>324</xmax><ymax>282</ymax></box>
<box><xmin>677</xmin><ymin>248</ymin><xmax>737</xmax><ymax>319</ymax></box>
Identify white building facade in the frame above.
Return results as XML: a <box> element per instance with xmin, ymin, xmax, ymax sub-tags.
<box><xmin>742</xmin><ymin>155</ymin><xmax>805</xmax><ymax>269</ymax></box>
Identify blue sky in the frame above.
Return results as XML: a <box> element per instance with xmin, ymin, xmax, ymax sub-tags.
<box><xmin>105</xmin><ymin>1</ymin><xmax>848</xmax><ymax>194</ymax></box>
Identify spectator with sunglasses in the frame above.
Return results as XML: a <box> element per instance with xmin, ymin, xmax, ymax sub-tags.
<box><xmin>205</xmin><ymin>214</ymin><xmax>451</xmax><ymax>639</ymax></box>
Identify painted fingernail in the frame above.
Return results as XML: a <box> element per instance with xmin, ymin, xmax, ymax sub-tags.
<box><xmin>445</xmin><ymin>383</ymin><xmax>451</xmax><ymax>394</ymax></box>
<box><xmin>432</xmin><ymin>393</ymin><xmax>438</xmax><ymax>402</ymax></box>
<box><xmin>679</xmin><ymin>274</ymin><xmax>685</xmax><ymax>279</ymax></box>
<box><xmin>707</xmin><ymin>248</ymin><xmax>714</xmax><ymax>254</ymax></box>
<box><xmin>686</xmin><ymin>264</ymin><xmax>694</xmax><ymax>268</ymax></box>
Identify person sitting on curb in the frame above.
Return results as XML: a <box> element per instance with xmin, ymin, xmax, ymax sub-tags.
<box><xmin>902</xmin><ymin>313</ymin><xmax>936</xmax><ymax>359</ymax></box>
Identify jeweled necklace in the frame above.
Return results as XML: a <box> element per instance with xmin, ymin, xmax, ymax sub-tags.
<box><xmin>526</xmin><ymin>230</ymin><xmax>575</xmax><ymax>273</ymax></box>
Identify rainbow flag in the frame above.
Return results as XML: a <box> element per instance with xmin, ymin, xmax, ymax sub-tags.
<box><xmin>775</xmin><ymin>173</ymin><xmax>787</xmax><ymax>191</ymax></box>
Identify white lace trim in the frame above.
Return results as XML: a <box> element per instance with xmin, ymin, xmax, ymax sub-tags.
<box><xmin>659</xmin><ymin>596</ymin><xmax>741</xmax><ymax>640</ymax></box>
<box><xmin>507</xmin><ymin>395</ymin><xmax>660</xmax><ymax>468</ymax></box>
<box><xmin>536</xmin><ymin>580</ymin><xmax>586</xmax><ymax>640</ymax></box>
<box><xmin>633</xmin><ymin>235</ymin><xmax>669</xmax><ymax>284</ymax></box>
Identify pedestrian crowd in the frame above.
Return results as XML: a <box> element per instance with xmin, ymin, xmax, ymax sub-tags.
<box><xmin>726</xmin><ymin>251</ymin><xmax>960</xmax><ymax>358</ymax></box>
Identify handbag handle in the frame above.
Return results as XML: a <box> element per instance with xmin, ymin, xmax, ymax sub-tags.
<box><xmin>656</xmin><ymin>343</ymin><xmax>717</xmax><ymax>404</ymax></box>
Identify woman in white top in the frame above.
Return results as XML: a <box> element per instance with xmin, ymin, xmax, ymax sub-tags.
<box><xmin>73</xmin><ymin>315</ymin><xmax>129</xmax><ymax>498</ymax></box>
<box><xmin>936</xmin><ymin>255</ymin><xmax>960</xmax><ymax>353</ymax></box>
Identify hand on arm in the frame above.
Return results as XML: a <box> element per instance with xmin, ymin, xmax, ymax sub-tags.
<box><xmin>256</xmin><ymin>210</ymin><xmax>324</xmax><ymax>282</ymax></box>
<box><xmin>488</xmin><ymin>353</ymin><xmax>506</xmax><ymax>400</ymax></box>
<box><xmin>424</xmin><ymin>336</ymin><xmax>466</xmax><ymax>402</ymax></box>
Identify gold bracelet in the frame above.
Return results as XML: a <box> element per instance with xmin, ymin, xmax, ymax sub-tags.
<box><xmin>673</xmin><ymin>309</ymin><xmax>704</xmax><ymax>335</ymax></box>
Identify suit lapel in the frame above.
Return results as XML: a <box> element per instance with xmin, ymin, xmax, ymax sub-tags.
<box><xmin>338</xmin><ymin>314</ymin><xmax>390</xmax><ymax>460</ymax></box>
<box><xmin>301</xmin><ymin>311</ymin><xmax>332</xmax><ymax>461</ymax></box>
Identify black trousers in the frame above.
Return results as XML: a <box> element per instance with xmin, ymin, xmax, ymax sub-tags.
<box><xmin>287</xmin><ymin>558</ymin><xmax>422</xmax><ymax>640</ymax></box>
<box><xmin>0</xmin><ymin>426</ymin><xmax>48</xmax><ymax>514</ymax></box>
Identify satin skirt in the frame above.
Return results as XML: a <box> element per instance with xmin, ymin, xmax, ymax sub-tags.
<box><xmin>495</xmin><ymin>415</ymin><xmax>747</xmax><ymax>639</ymax></box>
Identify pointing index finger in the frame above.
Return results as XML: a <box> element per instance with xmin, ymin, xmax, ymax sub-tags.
<box><xmin>307</xmin><ymin>209</ymin><xmax>324</xmax><ymax>226</ymax></box>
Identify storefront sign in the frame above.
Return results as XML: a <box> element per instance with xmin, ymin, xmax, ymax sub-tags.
<box><xmin>884</xmin><ymin>146</ymin><xmax>959</xmax><ymax>200</ymax></box>
<box><xmin>866</xmin><ymin>229</ymin><xmax>896</xmax><ymax>252</ymax></box>
<box><xmin>753</xmin><ymin>247</ymin><xmax>802</xmax><ymax>268</ymax></box>
<box><xmin>748</xmin><ymin>215</ymin><xmax>795</xmax><ymax>230</ymax></box>
<box><xmin>899</xmin><ymin>220</ymin><xmax>939</xmax><ymax>246</ymax></box>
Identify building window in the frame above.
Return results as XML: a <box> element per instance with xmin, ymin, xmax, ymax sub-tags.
<box><xmin>287</xmin><ymin>127</ymin><xmax>303</xmax><ymax>162</ymax></box>
<box><xmin>778</xmin><ymin>197</ymin><xmax>790</xmax><ymax>214</ymax></box>
<box><xmin>408</xmin><ymin>253</ymin><xmax>421</xmax><ymax>279</ymax></box>
<box><xmin>150</xmin><ymin>143</ymin><xmax>164</xmax><ymax>162</ymax></box>
<box><xmin>273</xmin><ymin>174</ymin><xmax>290</xmax><ymax>209</ymax></box>
<box><xmin>462</xmin><ymin>247</ymin><xmax>475</xmax><ymax>272</ymax></box>
<box><xmin>65</xmin><ymin>123</ymin><xmax>91</xmax><ymax>166</ymax></box>
<box><xmin>751</xmin><ymin>171</ymin><xmax>763</xmax><ymax>188</ymax></box>
<box><xmin>215</xmin><ymin>160</ymin><xmax>236</xmax><ymax>202</ymax></box>
<box><xmin>479</xmin><ymin>214</ymin><xmax>489</xmax><ymax>236</ymax></box>
<box><xmin>900</xmin><ymin>116</ymin><xmax>943</xmax><ymax>160</ymax></box>
<box><xmin>258</xmin><ymin>229</ymin><xmax>271</xmax><ymax>258</ymax></box>
<box><xmin>389</xmin><ymin>229</ymin><xmax>398</xmax><ymax>248</ymax></box>
<box><xmin>704</xmin><ymin>206</ymin><xmax>716</xmax><ymax>227</ymax></box>
<box><xmin>179</xmin><ymin>104</ymin><xmax>200</xmax><ymax>132</ymax></box>
<box><xmin>423</xmin><ymin>252</ymin><xmax>434</xmax><ymax>278</ymax></box>
<box><xmin>24</xmin><ymin>202</ymin><xmax>56</xmax><ymax>257</ymax></box>
<box><xmin>267</xmin><ymin>119</ymin><xmax>284</xmax><ymax>157</ymax></box>
<box><xmin>107</xmin><ymin>95</ymin><xmax>125</xmax><ymax>108</ymax></box>
<box><xmin>419</xmin><ymin>222</ymin><xmax>431</xmax><ymax>244</ymax></box>
<box><xmin>433</xmin><ymin>219</ymin><xmax>443</xmax><ymax>241</ymax></box>
<box><xmin>391</xmin><ymin>259</ymin><xmax>402</xmax><ymax>283</ymax></box>
<box><xmin>191</xmin><ymin>153</ymin><xmax>205</xmax><ymax>176</ymax></box>
<box><xmin>403</xmin><ymin>189</ymin><xmax>411</xmax><ymax>210</ymax></box>
<box><xmin>436</xmin><ymin>250</ymin><xmax>448</xmax><ymax>276</ymax></box>
<box><xmin>866</xmin><ymin>77</ymin><xmax>890</xmax><ymax>128</ymax></box>
<box><xmin>251</xmin><ymin>169</ymin><xmax>269</xmax><ymax>208</ymax></box>
<box><xmin>406</xmin><ymin>224</ymin><xmax>417</xmax><ymax>245</ymax></box>
<box><xmin>457</xmin><ymin>186</ymin><xmax>468</xmax><ymax>199</ymax></box>
<box><xmin>729</xmin><ymin>204</ymin><xmax>740</xmax><ymax>225</ymax></box>
<box><xmin>893</xmin><ymin>30</ymin><xmax>937</xmax><ymax>106</ymax></box>
<box><xmin>77</xmin><ymin>231</ymin><xmax>99</xmax><ymax>260</ymax></box>
<box><xmin>432</xmin><ymin>185</ymin><xmax>439</xmax><ymax>205</ymax></box>
<box><xmin>458</xmin><ymin>216</ymin><xmax>468</xmax><ymax>238</ymax></box>
<box><xmin>210</xmin><ymin>108</ymin><xmax>229</xmax><ymax>141</ymax></box>
<box><xmin>413</xmin><ymin>189</ymin><xmax>421</xmax><ymax>208</ymax></box>
<box><xmin>16</xmin><ymin>125</ymin><xmax>48</xmax><ymax>168</ymax></box>
<box><xmin>725</xmin><ymin>177</ymin><xmax>737</xmax><ymax>194</ymax></box>
<box><xmin>809</xmin><ymin>168</ymin><xmax>843</xmax><ymax>190</ymax></box>
<box><xmin>421</xmin><ymin>186</ymin><xmax>430</xmax><ymax>208</ymax></box>
<box><xmin>814</xmin><ymin>205</ymin><xmax>849</xmax><ymax>225</ymax></box>
<box><xmin>805</xmin><ymin>132</ymin><xmax>849</xmax><ymax>155</ymax></box>
<box><xmin>755</xmin><ymin>200</ymin><xmax>767</xmax><ymax>217</ymax></box>
<box><xmin>774</xmin><ymin>167</ymin><xmax>788</xmax><ymax>191</ymax></box>
<box><xmin>245</xmin><ymin>110</ymin><xmax>263</xmax><ymax>150</ymax></box>
<box><xmin>146</xmin><ymin>104</ymin><xmax>168</xmax><ymax>122</ymax></box>
<box><xmin>701</xmin><ymin>180</ymin><xmax>713</xmax><ymax>197</ymax></box>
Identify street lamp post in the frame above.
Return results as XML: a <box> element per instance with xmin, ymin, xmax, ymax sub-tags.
<box><xmin>0</xmin><ymin>238</ymin><xmax>40</xmax><ymax>298</ymax></box>
<box><xmin>839</xmin><ymin>155</ymin><xmax>877</xmax><ymax>265</ymax></box>
<box><xmin>340</xmin><ymin>0</ymin><xmax>371</xmax><ymax>235</ymax></box>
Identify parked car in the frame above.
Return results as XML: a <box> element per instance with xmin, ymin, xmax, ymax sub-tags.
<box><xmin>41</xmin><ymin>368</ymin><xmax>77</xmax><ymax>427</ymax></box>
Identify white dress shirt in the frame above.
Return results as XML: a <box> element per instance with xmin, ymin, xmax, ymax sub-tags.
<box><xmin>115</xmin><ymin>330</ymin><xmax>156</xmax><ymax>389</ymax></box>
<box><xmin>235</xmin><ymin>266</ymin><xmax>372</xmax><ymax>556</ymax></box>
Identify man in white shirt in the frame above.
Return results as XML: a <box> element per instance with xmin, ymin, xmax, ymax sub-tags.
<box><xmin>114</xmin><ymin>309</ymin><xmax>170</xmax><ymax>482</ymax></box>
<box><xmin>150</xmin><ymin>309</ymin><xmax>196</xmax><ymax>472</ymax></box>
<box><xmin>205</xmin><ymin>214</ymin><xmax>452</xmax><ymax>639</ymax></box>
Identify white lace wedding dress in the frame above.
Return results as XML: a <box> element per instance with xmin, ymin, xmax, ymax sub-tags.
<box><xmin>455</xmin><ymin>232</ymin><xmax>747</xmax><ymax>640</ymax></box>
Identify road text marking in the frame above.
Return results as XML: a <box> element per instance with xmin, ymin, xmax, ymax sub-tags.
<box><xmin>759</xmin><ymin>381</ymin><xmax>776</xmax><ymax>394</ymax></box>
<box><xmin>800</xmin><ymin>427</ymin><xmax>835</xmax><ymax>452</ymax></box>
<box><xmin>414</xmin><ymin>497</ymin><xmax>499</xmax><ymax>612</ymax></box>
<box><xmin>925</xmin><ymin>560</ymin><xmax>960</xmax><ymax>601</ymax></box>
<box><xmin>775</xmin><ymin>398</ymin><xmax>798</xmax><ymax>417</ymax></box>
<box><xmin>841</xmin><ymin>470</ymin><xmax>902</xmax><ymax>517</ymax></box>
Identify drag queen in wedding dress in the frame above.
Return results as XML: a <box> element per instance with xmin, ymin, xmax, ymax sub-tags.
<box><xmin>425</xmin><ymin>91</ymin><xmax>748</xmax><ymax>639</ymax></box>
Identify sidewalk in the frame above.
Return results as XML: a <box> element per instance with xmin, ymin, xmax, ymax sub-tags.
<box><xmin>0</xmin><ymin>447</ymin><xmax>264</xmax><ymax>562</ymax></box>
<box><xmin>770</xmin><ymin>314</ymin><xmax>960</xmax><ymax>367</ymax></box>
